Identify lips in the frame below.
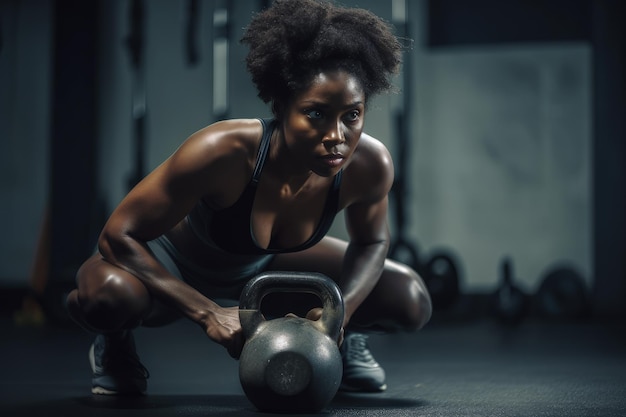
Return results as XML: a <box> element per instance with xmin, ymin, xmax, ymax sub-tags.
<box><xmin>320</xmin><ymin>153</ymin><xmax>344</xmax><ymax>159</ymax></box>
<box><xmin>319</xmin><ymin>153</ymin><xmax>345</xmax><ymax>167</ymax></box>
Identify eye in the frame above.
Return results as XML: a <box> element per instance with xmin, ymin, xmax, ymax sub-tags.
<box><xmin>305</xmin><ymin>109</ymin><xmax>324</xmax><ymax>119</ymax></box>
<box><xmin>344</xmin><ymin>110</ymin><xmax>361</xmax><ymax>122</ymax></box>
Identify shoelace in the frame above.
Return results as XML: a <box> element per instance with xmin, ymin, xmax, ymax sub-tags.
<box><xmin>344</xmin><ymin>334</ymin><xmax>375</xmax><ymax>363</ymax></box>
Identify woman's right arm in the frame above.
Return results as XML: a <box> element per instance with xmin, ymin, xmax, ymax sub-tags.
<box><xmin>97</xmin><ymin>120</ymin><xmax>255</xmax><ymax>357</ymax></box>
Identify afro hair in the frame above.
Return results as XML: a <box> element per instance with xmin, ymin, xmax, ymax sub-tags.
<box><xmin>241</xmin><ymin>0</ymin><xmax>402</xmax><ymax>115</ymax></box>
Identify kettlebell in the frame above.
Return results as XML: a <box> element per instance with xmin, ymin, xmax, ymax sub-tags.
<box><xmin>238</xmin><ymin>271</ymin><xmax>344</xmax><ymax>413</ymax></box>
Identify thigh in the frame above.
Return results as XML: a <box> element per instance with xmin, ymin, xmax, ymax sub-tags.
<box><xmin>269</xmin><ymin>235</ymin><xmax>421</xmax><ymax>289</ymax></box>
<box><xmin>269</xmin><ymin>236</ymin><xmax>430</xmax><ymax>330</ymax></box>
<box><xmin>268</xmin><ymin>235</ymin><xmax>346</xmax><ymax>279</ymax></box>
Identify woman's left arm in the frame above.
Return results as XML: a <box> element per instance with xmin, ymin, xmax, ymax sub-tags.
<box><xmin>339</xmin><ymin>135</ymin><xmax>394</xmax><ymax>327</ymax></box>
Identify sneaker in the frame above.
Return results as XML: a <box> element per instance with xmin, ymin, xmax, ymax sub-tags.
<box><xmin>339</xmin><ymin>332</ymin><xmax>387</xmax><ymax>392</ymax></box>
<box><xmin>89</xmin><ymin>331</ymin><xmax>149</xmax><ymax>395</ymax></box>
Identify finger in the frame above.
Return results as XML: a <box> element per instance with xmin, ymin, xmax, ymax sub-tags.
<box><xmin>305</xmin><ymin>308</ymin><xmax>323</xmax><ymax>321</ymax></box>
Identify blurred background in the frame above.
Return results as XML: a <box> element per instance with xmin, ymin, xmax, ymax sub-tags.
<box><xmin>0</xmin><ymin>0</ymin><xmax>624</xmax><ymax>326</ymax></box>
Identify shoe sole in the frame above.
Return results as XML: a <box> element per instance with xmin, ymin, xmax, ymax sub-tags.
<box><xmin>339</xmin><ymin>382</ymin><xmax>388</xmax><ymax>393</ymax></box>
<box><xmin>92</xmin><ymin>386</ymin><xmax>123</xmax><ymax>395</ymax></box>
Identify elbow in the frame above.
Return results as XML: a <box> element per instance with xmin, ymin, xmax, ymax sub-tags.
<box><xmin>98</xmin><ymin>224</ymin><xmax>121</xmax><ymax>257</ymax></box>
<box><xmin>97</xmin><ymin>223</ymin><xmax>135</xmax><ymax>263</ymax></box>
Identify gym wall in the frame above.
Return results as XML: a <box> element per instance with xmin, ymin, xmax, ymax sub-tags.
<box><xmin>1</xmin><ymin>0</ymin><xmax>622</xmax><ymax>316</ymax></box>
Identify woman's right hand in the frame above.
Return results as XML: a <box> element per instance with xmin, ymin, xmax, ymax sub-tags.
<box><xmin>204</xmin><ymin>306</ymin><xmax>244</xmax><ymax>359</ymax></box>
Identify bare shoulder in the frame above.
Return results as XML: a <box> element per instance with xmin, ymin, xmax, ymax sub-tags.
<box><xmin>352</xmin><ymin>133</ymin><xmax>393</xmax><ymax>168</ymax></box>
<box><xmin>162</xmin><ymin>119</ymin><xmax>261</xmax><ymax>173</ymax></box>
<box><xmin>341</xmin><ymin>132</ymin><xmax>395</xmax><ymax>205</ymax></box>
<box><xmin>160</xmin><ymin>118</ymin><xmax>265</xmax><ymax>207</ymax></box>
<box><xmin>176</xmin><ymin>118</ymin><xmax>263</xmax><ymax>162</ymax></box>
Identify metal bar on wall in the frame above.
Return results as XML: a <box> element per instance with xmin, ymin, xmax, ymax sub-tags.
<box><xmin>213</xmin><ymin>0</ymin><xmax>230</xmax><ymax>119</ymax></box>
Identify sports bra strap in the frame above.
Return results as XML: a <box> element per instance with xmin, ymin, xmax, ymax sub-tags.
<box><xmin>252</xmin><ymin>118</ymin><xmax>275</xmax><ymax>184</ymax></box>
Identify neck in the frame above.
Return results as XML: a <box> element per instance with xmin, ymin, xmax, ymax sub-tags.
<box><xmin>267</xmin><ymin>124</ymin><xmax>315</xmax><ymax>185</ymax></box>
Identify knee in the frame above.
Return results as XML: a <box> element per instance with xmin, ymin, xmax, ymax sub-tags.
<box><xmin>85</xmin><ymin>274</ymin><xmax>145</xmax><ymax>312</ymax></box>
<box><xmin>68</xmin><ymin>259</ymin><xmax>150</xmax><ymax>331</ymax></box>
<box><xmin>394</xmin><ymin>266</ymin><xmax>433</xmax><ymax>332</ymax></box>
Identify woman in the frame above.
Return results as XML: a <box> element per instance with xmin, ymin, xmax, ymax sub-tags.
<box><xmin>67</xmin><ymin>0</ymin><xmax>431</xmax><ymax>396</ymax></box>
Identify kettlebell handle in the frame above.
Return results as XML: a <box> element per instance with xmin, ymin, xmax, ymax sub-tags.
<box><xmin>239</xmin><ymin>271</ymin><xmax>344</xmax><ymax>341</ymax></box>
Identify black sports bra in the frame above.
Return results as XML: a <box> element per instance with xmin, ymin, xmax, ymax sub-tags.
<box><xmin>186</xmin><ymin>118</ymin><xmax>343</xmax><ymax>255</ymax></box>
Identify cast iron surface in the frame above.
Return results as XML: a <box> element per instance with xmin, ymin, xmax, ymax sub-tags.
<box><xmin>238</xmin><ymin>272</ymin><xmax>344</xmax><ymax>413</ymax></box>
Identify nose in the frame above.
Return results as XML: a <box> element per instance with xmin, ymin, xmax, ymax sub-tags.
<box><xmin>321</xmin><ymin>120</ymin><xmax>345</xmax><ymax>146</ymax></box>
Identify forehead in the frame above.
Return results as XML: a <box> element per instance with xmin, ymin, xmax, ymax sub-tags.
<box><xmin>295</xmin><ymin>70</ymin><xmax>365</xmax><ymax>104</ymax></box>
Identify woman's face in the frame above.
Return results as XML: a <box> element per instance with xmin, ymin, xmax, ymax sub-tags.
<box><xmin>282</xmin><ymin>70</ymin><xmax>366</xmax><ymax>177</ymax></box>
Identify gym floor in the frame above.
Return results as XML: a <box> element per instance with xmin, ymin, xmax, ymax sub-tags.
<box><xmin>1</xmin><ymin>306</ymin><xmax>625</xmax><ymax>417</ymax></box>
